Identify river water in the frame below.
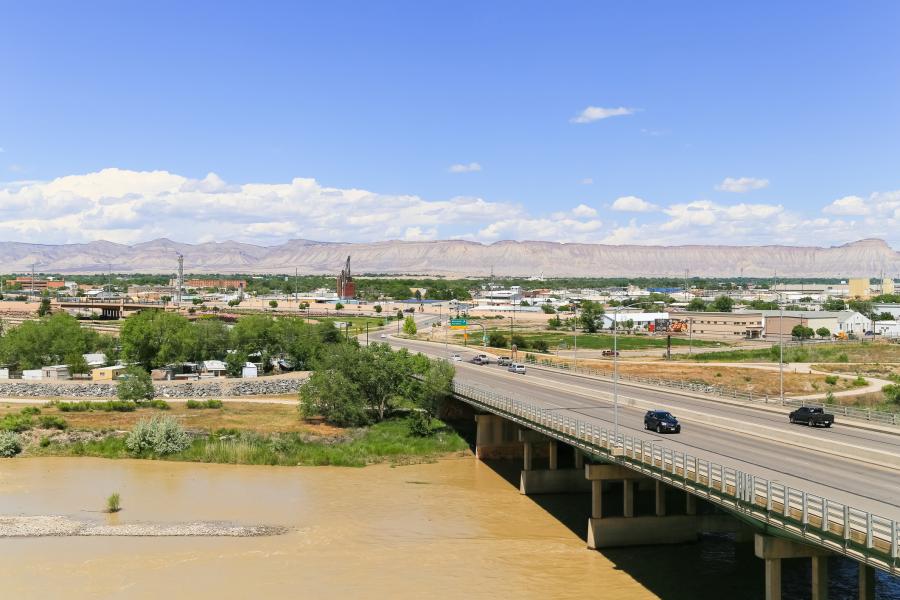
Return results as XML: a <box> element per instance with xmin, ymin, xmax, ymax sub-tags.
<box><xmin>0</xmin><ymin>457</ymin><xmax>897</xmax><ymax>599</ymax></box>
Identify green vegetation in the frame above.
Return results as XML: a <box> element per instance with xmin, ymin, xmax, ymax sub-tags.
<box><xmin>300</xmin><ymin>343</ymin><xmax>453</xmax><ymax>427</ymax></box>
<box><xmin>56</xmin><ymin>400</ymin><xmax>137</xmax><ymax>412</ymax></box>
<box><xmin>0</xmin><ymin>431</ymin><xmax>22</xmax><ymax>457</ymax></box>
<box><xmin>41</xmin><ymin>418</ymin><xmax>468</xmax><ymax>467</ymax></box>
<box><xmin>684</xmin><ymin>343</ymin><xmax>900</xmax><ymax>363</ymax></box>
<box><xmin>578</xmin><ymin>300</ymin><xmax>604</xmax><ymax>332</ymax></box>
<box><xmin>106</xmin><ymin>492</ymin><xmax>121</xmax><ymax>513</ymax></box>
<box><xmin>0</xmin><ymin>312</ymin><xmax>117</xmax><ymax>370</ymax></box>
<box><xmin>38</xmin><ymin>415</ymin><xmax>68</xmax><ymax>430</ymax></box>
<box><xmin>125</xmin><ymin>415</ymin><xmax>191</xmax><ymax>456</ymax></box>
<box><xmin>403</xmin><ymin>316</ymin><xmax>417</xmax><ymax>336</ymax></box>
<box><xmin>487</xmin><ymin>331</ymin><xmax>721</xmax><ymax>351</ymax></box>
<box><xmin>824</xmin><ymin>375</ymin><xmax>839</xmax><ymax>385</ymax></box>
<box><xmin>791</xmin><ymin>325</ymin><xmax>815</xmax><ymax>340</ymax></box>
<box><xmin>816</xmin><ymin>327</ymin><xmax>831</xmax><ymax>338</ymax></box>
<box><xmin>884</xmin><ymin>384</ymin><xmax>900</xmax><ymax>404</ymax></box>
<box><xmin>117</xmin><ymin>366</ymin><xmax>155</xmax><ymax>401</ymax></box>
<box><xmin>186</xmin><ymin>399</ymin><xmax>224</xmax><ymax>409</ymax></box>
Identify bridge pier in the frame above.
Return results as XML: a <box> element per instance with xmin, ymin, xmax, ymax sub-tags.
<box><xmin>858</xmin><ymin>563</ymin><xmax>875</xmax><ymax>600</ymax></box>
<box><xmin>754</xmin><ymin>534</ymin><xmax>832</xmax><ymax>600</ymax></box>
<box><xmin>474</xmin><ymin>414</ymin><xmax>521</xmax><ymax>460</ymax></box>
<box><xmin>518</xmin><ymin>429</ymin><xmax>588</xmax><ymax>495</ymax></box>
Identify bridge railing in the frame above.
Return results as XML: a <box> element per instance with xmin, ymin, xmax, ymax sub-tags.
<box><xmin>451</xmin><ymin>381</ymin><xmax>899</xmax><ymax>575</ymax></box>
<box><xmin>522</xmin><ymin>355</ymin><xmax>900</xmax><ymax>427</ymax></box>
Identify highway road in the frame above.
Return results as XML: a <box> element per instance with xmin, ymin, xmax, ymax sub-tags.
<box><xmin>385</xmin><ymin>334</ymin><xmax>900</xmax><ymax>521</ymax></box>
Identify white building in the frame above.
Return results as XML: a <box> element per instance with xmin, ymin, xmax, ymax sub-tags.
<box><xmin>836</xmin><ymin>312</ymin><xmax>872</xmax><ymax>336</ymax></box>
<box><xmin>241</xmin><ymin>363</ymin><xmax>259</xmax><ymax>378</ymax></box>
<box><xmin>601</xmin><ymin>312</ymin><xmax>669</xmax><ymax>330</ymax></box>
<box><xmin>873</xmin><ymin>320</ymin><xmax>900</xmax><ymax>338</ymax></box>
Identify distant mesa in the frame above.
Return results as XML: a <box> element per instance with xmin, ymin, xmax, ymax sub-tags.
<box><xmin>0</xmin><ymin>238</ymin><xmax>896</xmax><ymax>277</ymax></box>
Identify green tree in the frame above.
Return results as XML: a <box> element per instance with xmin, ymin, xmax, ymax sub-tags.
<box><xmin>816</xmin><ymin>327</ymin><xmax>831</xmax><ymax>339</ymax></box>
<box><xmin>374</xmin><ymin>304</ymin><xmax>383</xmax><ymax>313</ymax></box>
<box><xmin>230</xmin><ymin>314</ymin><xmax>275</xmax><ymax>356</ymax></box>
<box><xmin>791</xmin><ymin>325</ymin><xmax>815</xmax><ymax>340</ymax></box>
<box><xmin>511</xmin><ymin>334</ymin><xmax>527</xmax><ymax>349</ymax></box>
<box><xmin>189</xmin><ymin>318</ymin><xmax>230</xmax><ymax>362</ymax></box>
<box><xmin>65</xmin><ymin>352</ymin><xmax>90</xmax><ymax>377</ymax></box>
<box><xmin>403</xmin><ymin>316</ymin><xmax>417</xmax><ymax>336</ymax></box>
<box><xmin>117</xmin><ymin>366</ymin><xmax>155</xmax><ymax>401</ymax></box>
<box><xmin>532</xmin><ymin>339</ymin><xmax>549</xmax><ymax>353</ymax></box>
<box><xmin>418</xmin><ymin>359</ymin><xmax>455</xmax><ymax>418</ymax></box>
<box><xmin>711</xmin><ymin>296</ymin><xmax>734</xmax><ymax>312</ymax></box>
<box><xmin>335</xmin><ymin>302</ymin><xmax>344</xmax><ymax>310</ymax></box>
<box><xmin>226</xmin><ymin>351</ymin><xmax>248</xmax><ymax>377</ymax></box>
<box><xmin>823</xmin><ymin>297</ymin><xmax>846</xmax><ymax>311</ymax></box>
<box><xmin>687</xmin><ymin>297</ymin><xmax>708</xmax><ymax>311</ymax></box>
<box><xmin>488</xmin><ymin>331</ymin><xmax>508</xmax><ymax>348</ymax></box>
<box><xmin>848</xmin><ymin>299</ymin><xmax>873</xmax><ymax>315</ymax></box>
<box><xmin>883</xmin><ymin>384</ymin><xmax>900</xmax><ymax>404</ymax></box>
<box><xmin>578</xmin><ymin>300</ymin><xmax>604</xmax><ymax>333</ymax></box>
<box><xmin>269</xmin><ymin>300</ymin><xmax>278</xmax><ymax>308</ymax></box>
<box><xmin>414</xmin><ymin>290</ymin><xmax>422</xmax><ymax>301</ymax></box>
<box><xmin>120</xmin><ymin>310</ymin><xmax>193</xmax><ymax>370</ymax></box>
<box><xmin>37</xmin><ymin>298</ymin><xmax>51</xmax><ymax>317</ymax></box>
<box><xmin>541</xmin><ymin>304</ymin><xmax>556</xmax><ymax>314</ymax></box>
<box><xmin>0</xmin><ymin>312</ymin><xmax>98</xmax><ymax>369</ymax></box>
<box><xmin>300</xmin><ymin>369</ymin><xmax>368</xmax><ymax>426</ymax></box>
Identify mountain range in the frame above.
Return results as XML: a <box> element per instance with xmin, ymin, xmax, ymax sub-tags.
<box><xmin>2</xmin><ymin>238</ymin><xmax>898</xmax><ymax>278</ymax></box>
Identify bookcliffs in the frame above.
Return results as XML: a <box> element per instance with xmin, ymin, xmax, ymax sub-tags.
<box><xmin>0</xmin><ymin>238</ymin><xmax>897</xmax><ymax>277</ymax></box>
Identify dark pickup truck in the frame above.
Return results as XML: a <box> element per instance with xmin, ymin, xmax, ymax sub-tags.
<box><xmin>789</xmin><ymin>406</ymin><xmax>834</xmax><ymax>428</ymax></box>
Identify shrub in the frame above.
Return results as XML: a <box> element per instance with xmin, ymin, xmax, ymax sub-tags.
<box><xmin>20</xmin><ymin>406</ymin><xmax>41</xmax><ymax>416</ymax></box>
<box><xmin>106</xmin><ymin>492</ymin><xmax>121</xmax><ymax>513</ymax></box>
<box><xmin>824</xmin><ymin>375</ymin><xmax>839</xmax><ymax>385</ymax></box>
<box><xmin>186</xmin><ymin>399</ymin><xmax>223</xmax><ymax>409</ymax></box>
<box><xmin>852</xmin><ymin>376</ymin><xmax>867</xmax><ymax>387</ymax></box>
<box><xmin>39</xmin><ymin>436</ymin><xmax>51</xmax><ymax>448</ymax></box>
<box><xmin>269</xmin><ymin>300</ymin><xmax>278</xmax><ymax>308</ymax></box>
<box><xmin>118</xmin><ymin>367</ymin><xmax>155</xmax><ymax>402</ymax></box>
<box><xmin>125</xmin><ymin>415</ymin><xmax>190</xmax><ymax>456</ymax></box>
<box><xmin>141</xmin><ymin>399</ymin><xmax>170</xmax><ymax>410</ymax></box>
<box><xmin>407</xmin><ymin>412</ymin><xmax>433</xmax><ymax>437</ymax></box>
<box><xmin>825</xmin><ymin>391</ymin><xmax>836</xmax><ymax>404</ymax></box>
<box><xmin>0</xmin><ymin>431</ymin><xmax>22</xmax><ymax>457</ymax></box>
<box><xmin>883</xmin><ymin>384</ymin><xmax>900</xmax><ymax>404</ymax></box>
<box><xmin>488</xmin><ymin>332</ymin><xmax>508</xmax><ymax>348</ymax></box>
<box><xmin>0</xmin><ymin>414</ymin><xmax>33</xmax><ymax>432</ymax></box>
<box><xmin>510</xmin><ymin>334</ymin><xmax>527</xmax><ymax>350</ymax></box>
<box><xmin>532</xmin><ymin>339</ymin><xmax>549</xmax><ymax>353</ymax></box>
<box><xmin>56</xmin><ymin>401</ymin><xmax>92</xmax><ymax>412</ymax></box>
<box><xmin>38</xmin><ymin>415</ymin><xmax>68</xmax><ymax>430</ymax></box>
<box><xmin>837</xmin><ymin>353</ymin><xmax>849</xmax><ymax>363</ymax></box>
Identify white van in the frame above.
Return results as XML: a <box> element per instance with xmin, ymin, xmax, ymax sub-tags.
<box><xmin>508</xmin><ymin>363</ymin><xmax>526</xmax><ymax>374</ymax></box>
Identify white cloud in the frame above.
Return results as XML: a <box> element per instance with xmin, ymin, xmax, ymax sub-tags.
<box><xmin>823</xmin><ymin>195</ymin><xmax>870</xmax><ymax>216</ymax></box>
<box><xmin>401</xmin><ymin>226</ymin><xmax>438</xmax><ymax>241</ymax></box>
<box><xmin>715</xmin><ymin>177</ymin><xmax>770</xmax><ymax>193</ymax></box>
<box><xmin>448</xmin><ymin>162</ymin><xmax>482</xmax><ymax>173</ymax></box>
<box><xmin>571</xmin><ymin>204</ymin><xmax>598</xmax><ymax>217</ymax></box>
<box><xmin>581</xmin><ymin>178</ymin><xmax>593</xmax><ymax>185</ymax></box>
<box><xmin>611</xmin><ymin>196</ymin><xmax>657</xmax><ymax>212</ymax></box>
<box><xmin>570</xmin><ymin>106</ymin><xmax>636</xmax><ymax>124</ymax></box>
<box><xmin>478</xmin><ymin>217</ymin><xmax>603</xmax><ymax>242</ymax></box>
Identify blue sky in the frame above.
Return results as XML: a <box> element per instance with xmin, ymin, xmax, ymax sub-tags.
<box><xmin>1</xmin><ymin>1</ymin><xmax>899</xmax><ymax>247</ymax></box>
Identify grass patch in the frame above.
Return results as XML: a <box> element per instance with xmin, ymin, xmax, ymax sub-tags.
<box><xmin>460</xmin><ymin>331</ymin><xmax>723</xmax><ymax>351</ymax></box>
<box><xmin>106</xmin><ymin>492</ymin><xmax>121</xmax><ymax>513</ymax></box>
<box><xmin>35</xmin><ymin>417</ymin><xmax>469</xmax><ymax>467</ymax></box>
<box><xmin>684</xmin><ymin>342</ymin><xmax>900</xmax><ymax>363</ymax></box>
<box><xmin>186</xmin><ymin>399</ymin><xmax>224</xmax><ymax>410</ymax></box>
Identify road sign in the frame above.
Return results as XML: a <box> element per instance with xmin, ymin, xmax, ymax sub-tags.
<box><xmin>450</xmin><ymin>318</ymin><xmax>467</xmax><ymax>327</ymax></box>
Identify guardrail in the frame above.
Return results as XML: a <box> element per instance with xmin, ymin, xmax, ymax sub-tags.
<box><xmin>451</xmin><ymin>381</ymin><xmax>899</xmax><ymax>575</ymax></box>
<box><xmin>522</xmin><ymin>355</ymin><xmax>900</xmax><ymax>427</ymax></box>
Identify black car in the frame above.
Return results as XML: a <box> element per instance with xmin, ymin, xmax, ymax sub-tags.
<box><xmin>644</xmin><ymin>410</ymin><xmax>681</xmax><ymax>433</ymax></box>
<box><xmin>789</xmin><ymin>406</ymin><xmax>834</xmax><ymax>428</ymax></box>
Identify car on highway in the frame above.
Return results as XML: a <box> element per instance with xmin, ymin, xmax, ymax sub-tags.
<box><xmin>508</xmin><ymin>363</ymin><xmax>526</xmax><ymax>374</ymax></box>
<box><xmin>789</xmin><ymin>406</ymin><xmax>834</xmax><ymax>428</ymax></box>
<box><xmin>471</xmin><ymin>354</ymin><xmax>490</xmax><ymax>365</ymax></box>
<box><xmin>450</xmin><ymin>353</ymin><xmax>461</xmax><ymax>361</ymax></box>
<box><xmin>644</xmin><ymin>410</ymin><xmax>681</xmax><ymax>433</ymax></box>
<box><xmin>497</xmin><ymin>356</ymin><xmax>512</xmax><ymax>366</ymax></box>
<box><xmin>380</xmin><ymin>333</ymin><xmax>387</xmax><ymax>338</ymax></box>
<box><xmin>602</xmin><ymin>350</ymin><xmax>620</xmax><ymax>357</ymax></box>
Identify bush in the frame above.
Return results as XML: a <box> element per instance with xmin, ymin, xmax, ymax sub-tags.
<box><xmin>20</xmin><ymin>406</ymin><xmax>41</xmax><ymax>416</ymax></box>
<box><xmin>38</xmin><ymin>415</ymin><xmax>68</xmax><ymax>430</ymax></box>
<box><xmin>125</xmin><ymin>415</ymin><xmax>191</xmax><ymax>456</ymax></box>
<box><xmin>488</xmin><ymin>332</ymin><xmax>508</xmax><ymax>348</ymax></box>
<box><xmin>140</xmin><ymin>399</ymin><xmax>170</xmax><ymax>410</ymax></box>
<box><xmin>852</xmin><ymin>376</ymin><xmax>867</xmax><ymax>387</ymax></box>
<box><xmin>510</xmin><ymin>334</ymin><xmax>527</xmax><ymax>350</ymax></box>
<box><xmin>118</xmin><ymin>367</ymin><xmax>155</xmax><ymax>402</ymax></box>
<box><xmin>837</xmin><ymin>353</ymin><xmax>849</xmax><ymax>363</ymax></box>
<box><xmin>824</xmin><ymin>375</ymin><xmax>839</xmax><ymax>385</ymax></box>
<box><xmin>269</xmin><ymin>300</ymin><xmax>278</xmax><ymax>308</ymax></box>
<box><xmin>531</xmin><ymin>339</ymin><xmax>550</xmax><ymax>353</ymax></box>
<box><xmin>0</xmin><ymin>414</ymin><xmax>33</xmax><ymax>432</ymax></box>
<box><xmin>883</xmin><ymin>384</ymin><xmax>900</xmax><ymax>404</ymax></box>
<box><xmin>186</xmin><ymin>399</ymin><xmax>223</xmax><ymax>409</ymax></box>
<box><xmin>407</xmin><ymin>412</ymin><xmax>433</xmax><ymax>437</ymax></box>
<box><xmin>825</xmin><ymin>391</ymin><xmax>836</xmax><ymax>404</ymax></box>
<box><xmin>0</xmin><ymin>431</ymin><xmax>22</xmax><ymax>457</ymax></box>
<box><xmin>39</xmin><ymin>436</ymin><xmax>51</xmax><ymax>448</ymax></box>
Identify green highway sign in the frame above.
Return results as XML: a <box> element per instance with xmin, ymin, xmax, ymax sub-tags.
<box><xmin>450</xmin><ymin>318</ymin><xmax>468</xmax><ymax>327</ymax></box>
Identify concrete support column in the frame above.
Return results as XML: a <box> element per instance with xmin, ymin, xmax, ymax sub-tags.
<box><xmin>548</xmin><ymin>439</ymin><xmax>558</xmax><ymax>470</ymax></box>
<box><xmin>858</xmin><ymin>564</ymin><xmax>875</xmax><ymax>600</ymax></box>
<box><xmin>574</xmin><ymin>448</ymin><xmax>584</xmax><ymax>469</ymax></box>
<box><xmin>811</xmin><ymin>555</ymin><xmax>828</xmax><ymax>600</ymax></box>
<box><xmin>655</xmin><ymin>480</ymin><xmax>667</xmax><ymax>517</ymax></box>
<box><xmin>686</xmin><ymin>492</ymin><xmax>697</xmax><ymax>516</ymax></box>
<box><xmin>623</xmin><ymin>480</ymin><xmax>635</xmax><ymax>518</ymax></box>
<box><xmin>764</xmin><ymin>558</ymin><xmax>782</xmax><ymax>600</ymax></box>
<box><xmin>591</xmin><ymin>480</ymin><xmax>602</xmax><ymax>519</ymax></box>
<box><xmin>523</xmin><ymin>442</ymin><xmax>533</xmax><ymax>471</ymax></box>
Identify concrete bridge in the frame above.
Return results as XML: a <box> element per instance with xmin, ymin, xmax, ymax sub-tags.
<box><xmin>455</xmin><ymin>382</ymin><xmax>895</xmax><ymax>600</ymax></box>
<box><xmin>385</xmin><ymin>332</ymin><xmax>900</xmax><ymax>599</ymax></box>
<box><xmin>55</xmin><ymin>298</ymin><xmax>170</xmax><ymax>319</ymax></box>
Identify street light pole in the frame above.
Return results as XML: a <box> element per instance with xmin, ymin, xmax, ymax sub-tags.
<box><xmin>779</xmin><ymin>306</ymin><xmax>784</xmax><ymax>404</ymax></box>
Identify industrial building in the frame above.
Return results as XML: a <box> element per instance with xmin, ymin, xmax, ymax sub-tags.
<box><xmin>337</xmin><ymin>256</ymin><xmax>356</xmax><ymax>299</ymax></box>
<box><xmin>669</xmin><ymin>311</ymin><xmax>764</xmax><ymax>339</ymax></box>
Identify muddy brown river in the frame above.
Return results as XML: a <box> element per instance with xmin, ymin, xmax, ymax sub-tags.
<box><xmin>1</xmin><ymin>457</ymin><xmax>897</xmax><ymax>599</ymax></box>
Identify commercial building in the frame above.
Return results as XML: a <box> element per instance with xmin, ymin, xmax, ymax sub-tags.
<box><xmin>601</xmin><ymin>312</ymin><xmax>670</xmax><ymax>331</ymax></box>
<box><xmin>5</xmin><ymin>277</ymin><xmax>67</xmax><ymax>292</ymax></box>
<box><xmin>41</xmin><ymin>365</ymin><xmax>70</xmax><ymax>380</ymax></box>
<box><xmin>183</xmin><ymin>279</ymin><xmax>247</xmax><ymax>290</ymax></box>
<box><xmin>670</xmin><ymin>311</ymin><xmax>764</xmax><ymax>339</ymax></box>
<box><xmin>761</xmin><ymin>310</ymin><xmax>872</xmax><ymax>339</ymax></box>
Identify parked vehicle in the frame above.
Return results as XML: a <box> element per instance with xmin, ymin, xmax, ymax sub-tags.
<box><xmin>789</xmin><ymin>406</ymin><xmax>834</xmax><ymax>428</ymax></box>
<box><xmin>497</xmin><ymin>356</ymin><xmax>512</xmax><ymax>366</ymax></box>
<box><xmin>602</xmin><ymin>350</ymin><xmax>620</xmax><ymax>357</ymax></box>
<box><xmin>644</xmin><ymin>410</ymin><xmax>681</xmax><ymax>433</ymax></box>
<box><xmin>508</xmin><ymin>363</ymin><xmax>526</xmax><ymax>374</ymax></box>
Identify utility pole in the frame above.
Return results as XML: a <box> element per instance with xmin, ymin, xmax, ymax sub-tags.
<box><xmin>175</xmin><ymin>253</ymin><xmax>184</xmax><ymax>306</ymax></box>
<box><xmin>30</xmin><ymin>263</ymin><xmax>35</xmax><ymax>302</ymax></box>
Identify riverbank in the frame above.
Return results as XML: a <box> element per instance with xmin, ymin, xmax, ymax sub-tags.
<box><xmin>0</xmin><ymin>515</ymin><xmax>286</xmax><ymax>538</ymax></box>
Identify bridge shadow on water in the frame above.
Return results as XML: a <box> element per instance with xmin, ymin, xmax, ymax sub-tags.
<box><xmin>444</xmin><ymin>418</ymin><xmax>899</xmax><ymax>600</ymax></box>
